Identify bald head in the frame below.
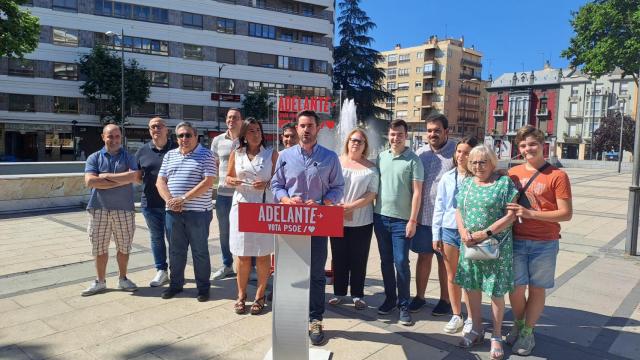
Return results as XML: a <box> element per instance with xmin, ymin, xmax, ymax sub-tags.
<box><xmin>148</xmin><ymin>117</ymin><xmax>169</xmax><ymax>148</ymax></box>
<box><xmin>101</xmin><ymin>124</ymin><xmax>122</xmax><ymax>154</ymax></box>
<box><xmin>103</xmin><ymin>124</ymin><xmax>120</xmax><ymax>135</ymax></box>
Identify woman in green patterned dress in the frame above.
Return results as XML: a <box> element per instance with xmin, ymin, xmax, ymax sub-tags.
<box><xmin>454</xmin><ymin>145</ymin><xmax>519</xmax><ymax>360</ymax></box>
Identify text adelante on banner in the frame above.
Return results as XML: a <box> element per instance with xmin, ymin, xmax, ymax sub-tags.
<box><xmin>238</xmin><ymin>202</ymin><xmax>344</xmax><ymax>237</ymax></box>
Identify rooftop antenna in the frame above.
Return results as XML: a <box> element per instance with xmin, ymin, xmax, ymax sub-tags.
<box><xmin>444</xmin><ymin>24</ymin><xmax>448</xmax><ymax>39</ymax></box>
<box><xmin>537</xmin><ymin>51</ymin><xmax>545</xmax><ymax>67</ymax></box>
<box><xmin>521</xmin><ymin>62</ymin><xmax>525</xmax><ymax>72</ymax></box>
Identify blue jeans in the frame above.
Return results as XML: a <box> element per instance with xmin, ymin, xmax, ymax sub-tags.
<box><xmin>513</xmin><ymin>239</ymin><xmax>559</xmax><ymax>289</ymax></box>
<box><xmin>166</xmin><ymin>210</ymin><xmax>213</xmax><ymax>293</ymax></box>
<box><xmin>310</xmin><ymin>236</ymin><xmax>328</xmax><ymax>321</ymax></box>
<box><xmin>374</xmin><ymin>214</ymin><xmax>412</xmax><ymax>308</ymax></box>
<box><xmin>142</xmin><ymin>207</ymin><xmax>168</xmax><ymax>271</ymax></box>
<box><xmin>216</xmin><ymin>195</ymin><xmax>233</xmax><ymax>268</ymax></box>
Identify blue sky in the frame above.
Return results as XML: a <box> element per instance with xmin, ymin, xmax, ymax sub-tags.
<box><xmin>339</xmin><ymin>0</ymin><xmax>589</xmax><ymax>79</ymax></box>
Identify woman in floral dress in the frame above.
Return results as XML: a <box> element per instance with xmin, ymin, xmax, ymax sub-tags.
<box><xmin>455</xmin><ymin>145</ymin><xmax>518</xmax><ymax>360</ymax></box>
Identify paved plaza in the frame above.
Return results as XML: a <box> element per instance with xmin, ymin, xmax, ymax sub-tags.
<box><xmin>0</xmin><ymin>168</ymin><xmax>639</xmax><ymax>360</ymax></box>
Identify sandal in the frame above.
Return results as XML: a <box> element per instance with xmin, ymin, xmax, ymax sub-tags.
<box><xmin>234</xmin><ymin>295</ymin><xmax>247</xmax><ymax>314</ymax></box>
<box><xmin>250</xmin><ymin>296</ymin><xmax>267</xmax><ymax>315</ymax></box>
<box><xmin>490</xmin><ymin>337</ymin><xmax>504</xmax><ymax>360</ymax></box>
<box><xmin>458</xmin><ymin>328</ymin><xmax>485</xmax><ymax>348</ymax></box>
<box><xmin>328</xmin><ymin>296</ymin><xmax>343</xmax><ymax>305</ymax></box>
<box><xmin>353</xmin><ymin>297</ymin><xmax>367</xmax><ymax>310</ymax></box>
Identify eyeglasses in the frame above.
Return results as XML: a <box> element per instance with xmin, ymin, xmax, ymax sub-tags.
<box><xmin>149</xmin><ymin>124</ymin><xmax>165</xmax><ymax>130</ymax></box>
<box><xmin>349</xmin><ymin>138</ymin><xmax>365</xmax><ymax>145</ymax></box>
<box><xmin>470</xmin><ymin>160</ymin><xmax>488</xmax><ymax>167</ymax></box>
<box><xmin>177</xmin><ymin>133</ymin><xmax>193</xmax><ymax>139</ymax></box>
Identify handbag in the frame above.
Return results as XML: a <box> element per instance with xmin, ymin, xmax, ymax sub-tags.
<box><xmin>461</xmin><ymin>177</ymin><xmax>506</xmax><ymax>261</ymax></box>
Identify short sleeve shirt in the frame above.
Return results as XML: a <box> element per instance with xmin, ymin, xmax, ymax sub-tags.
<box><xmin>509</xmin><ymin>164</ymin><xmax>572</xmax><ymax>241</ymax></box>
<box><xmin>416</xmin><ymin>140</ymin><xmax>456</xmax><ymax>226</ymax></box>
<box><xmin>158</xmin><ymin>144</ymin><xmax>216</xmax><ymax>211</ymax></box>
<box><xmin>85</xmin><ymin>147</ymin><xmax>138</xmax><ymax>211</ymax></box>
<box><xmin>135</xmin><ymin>141</ymin><xmax>176</xmax><ymax>208</ymax></box>
<box><xmin>211</xmin><ymin>132</ymin><xmax>239</xmax><ymax>196</ymax></box>
<box><xmin>374</xmin><ymin>148</ymin><xmax>424</xmax><ymax>220</ymax></box>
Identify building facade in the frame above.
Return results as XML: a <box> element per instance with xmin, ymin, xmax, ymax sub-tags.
<box><xmin>0</xmin><ymin>0</ymin><xmax>334</xmax><ymax>161</ymax></box>
<box><xmin>486</xmin><ymin>62</ymin><xmax>562</xmax><ymax>159</ymax></box>
<box><xmin>378</xmin><ymin>36</ymin><xmax>484</xmax><ymax>144</ymax></box>
<box><xmin>557</xmin><ymin>68</ymin><xmax>638</xmax><ymax>160</ymax></box>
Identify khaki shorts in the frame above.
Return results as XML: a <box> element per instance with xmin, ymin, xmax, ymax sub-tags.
<box><xmin>87</xmin><ymin>209</ymin><xmax>135</xmax><ymax>256</ymax></box>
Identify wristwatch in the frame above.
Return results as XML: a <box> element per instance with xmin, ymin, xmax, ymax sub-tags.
<box><xmin>485</xmin><ymin>229</ymin><xmax>493</xmax><ymax>237</ymax></box>
<box><xmin>180</xmin><ymin>196</ymin><xmax>187</xmax><ymax>201</ymax></box>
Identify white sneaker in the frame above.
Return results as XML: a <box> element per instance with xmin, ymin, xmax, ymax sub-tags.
<box><xmin>462</xmin><ymin>318</ymin><xmax>473</xmax><ymax>335</ymax></box>
<box><xmin>211</xmin><ymin>266</ymin><xmax>235</xmax><ymax>280</ymax></box>
<box><xmin>118</xmin><ymin>277</ymin><xmax>138</xmax><ymax>292</ymax></box>
<box><xmin>444</xmin><ymin>315</ymin><xmax>464</xmax><ymax>334</ymax></box>
<box><xmin>81</xmin><ymin>280</ymin><xmax>106</xmax><ymax>296</ymax></box>
<box><xmin>149</xmin><ymin>270</ymin><xmax>169</xmax><ymax>287</ymax></box>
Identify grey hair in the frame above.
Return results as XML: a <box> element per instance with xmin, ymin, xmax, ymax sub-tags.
<box><xmin>468</xmin><ymin>144</ymin><xmax>498</xmax><ymax>173</ymax></box>
<box><xmin>175</xmin><ymin>121</ymin><xmax>197</xmax><ymax>135</ymax></box>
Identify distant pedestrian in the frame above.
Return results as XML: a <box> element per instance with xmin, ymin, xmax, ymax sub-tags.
<box><xmin>82</xmin><ymin>124</ymin><xmax>140</xmax><ymax>296</ymax></box>
<box><xmin>455</xmin><ymin>145</ymin><xmax>518</xmax><ymax>360</ymax></box>
<box><xmin>280</xmin><ymin>122</ymin><xmax>299</xmax><ymax>150</ymax></box>
<box><xmin>157</xmin><ymin>122</ymin><xmax>215</xmax><ymax>302</ymax></box>
<box><xmin>329</xmin><ymin>129</ymin><xmax>378</xmax><ymax>310</ymax></box>
<box><xmin>136</xmin><ymin>117</ymin><xmax>176</xmax><ymax>287</ymax></box>
<box><xmin>506</xmin><ymin>125</ymin><xmax>573</xmax><ymax>356</ymax></box>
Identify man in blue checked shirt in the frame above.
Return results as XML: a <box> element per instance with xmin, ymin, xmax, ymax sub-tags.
<box><xmin>271</xmin><ymin>110</ymin><xmax>344</xmax><ymax>346</ymax></box>
<box><xmin>157</xmin><ymin>121</ymin><xmax>216</xmax><ymax>303</ymax></box>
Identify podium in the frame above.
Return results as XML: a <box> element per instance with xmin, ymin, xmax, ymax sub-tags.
<box><xmin>239</xmin><ymin>203</ymin><xmax>344</xmax><ymax>360</ymax></box>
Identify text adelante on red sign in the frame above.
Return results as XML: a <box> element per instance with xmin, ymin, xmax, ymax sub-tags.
<box><xmin>238</xmin><ymin>203</ymin><xmax>344</xmax><ymax>237</ymax></box>
<box><xmin>278</xmin><ymin>96</ymin><xmax>335</xmax><ymax>114</ymax></box>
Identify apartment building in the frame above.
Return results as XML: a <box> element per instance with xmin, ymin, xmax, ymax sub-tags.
<box><xmin>557</xmin><ymin>68</ymin><xmax>637</xmax><ymax>160</ymax></box>
<box><xmin>0</xmin><ymin>0</ymin><xmax>334</xmax><ymax>161</ymax></box>
<box><xmin>378</xmin><ymin>36</ymin><xmax>484</xmax><ymax>143</ymax></box>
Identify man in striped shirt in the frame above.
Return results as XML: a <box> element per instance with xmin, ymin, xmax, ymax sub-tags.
<box><xmin>157</xmin><ymin>121</ymin><xmax>216</xmax><ymax>302</ymax></box>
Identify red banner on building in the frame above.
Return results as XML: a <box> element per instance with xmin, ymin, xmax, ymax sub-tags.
<box><xmin>277</xmin><ymin>96</ymin><xmax>337</xmax><ymax>128</ymax></box>
<box><xmin>238</xmin><ymin>202</ymin><xmax>344</xmax><ymax>237</ymax></box>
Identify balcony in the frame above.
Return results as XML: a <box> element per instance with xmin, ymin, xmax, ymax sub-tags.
<box><xmin>563</xmin><ymin>134</ymin><xmax>582</xmax><ymax>144</ymax></box>
<box><xmin>461</xmin><ymin>58</ymin><xmax>482</xmax><ymax>68</ymax></box>
<box><xmin>459</xmin><ymin>73</ymin><xmax>479</xmax><ymax>80</ymax></box>
<box><xmin>460</xmin><ymin>87</ymin><xmax>481</xmax><ymax>96</ymax></box>
<box><xmin>237</xmin><ymin>0</ymin><xmax>330</xmax><ymax>20</ymax></box>
<box><xmin>564</xmin><ymin>111</ymin><xmax>582</xmax><ymax>119</ymax></box>
<box><xmin>493</xmin><ymin>109</ymin><xmax>504</xmax><ymax>117</ymax></box>
<box><xmin>422</xmin><ymin>98</ymin><xmax>434</xmax><ymax>108</ymax></box>
<box><xmin>459</xmin><ymin>102</ymin><xmax>480</xmax><ymax>110</ymax></box>
<box><xmin>458</xmin><ymin>116</ymin><xmax>480</xmax><ymax>124</ymax></box>
<box><xmin>536</xmin><ymin>108</ymin><xmax>549</xmax><ymax>117</ymax></box>
<box><xmin>423</xmin><ymin>70</ymin><xmax>436</xmax><ymax>78</ymax></box>
<box><xmin>423</xmin><ymin>87</ymin><xmax>434</xmax><ymax>93</ymax></box>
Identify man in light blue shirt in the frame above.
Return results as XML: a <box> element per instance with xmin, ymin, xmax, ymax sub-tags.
<box><xmin>271</xmin><ymin>110</ymin><xmax>344</xmax><ymax>346</ymax></box>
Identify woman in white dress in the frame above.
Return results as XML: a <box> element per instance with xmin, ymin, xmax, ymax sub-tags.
<box><xmin>227</xmin><ymin>118</ymin><xmax>278</xmax><ymax>315</ymax></box>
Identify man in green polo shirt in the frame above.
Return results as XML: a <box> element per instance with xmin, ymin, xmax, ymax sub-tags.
<box><xmin>374</xmin><ymin>119</ymin><xmax>424</xmax><ymax>326</ymax></box>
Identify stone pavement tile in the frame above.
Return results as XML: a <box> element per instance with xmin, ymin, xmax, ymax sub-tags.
<box><xmin>321</xmin><ymin>322</ymin><xmax>390</xmax><ymax>359</ymax></box>
<box><xmin>0</xmin><ymin>298</ymin><xmax>22</xmax><ymax>314</ymax></box>
<box><xmin>365</xmin><ymin>340</ymin><xmax>449</xmax><ymax>360</ymax></box>
<box><xmin>84</xmin><ymin>325</ymin><xmax>181</xmax><ymax>359</ymax></box>
<box><xmin>129</xmin><ymin>354</ymin><xmax>162</xmax><ymax>360</ymax></box>
<box><xmin>64</xmin><ymin>288</ymin><xmax>135</xmax><ymax>309</ymax></box>
<box><xmin>47</xmin><ymin>349</ymin><xmax>97</xmax><ymax>360</ymax></box>
<box><xmin>151</xmin><ymin>327</ymin><xmax>249</xmax><ymax>360</ymax></box>
<box><xmin>554</xmin><ymin>251</ymin><xmax>587</xmax><ymax>279</ymax></box>
<box><xmin>225</xmin><ymin>312</ymin><xmax>273</xmax><ymax>341</ymax></box>
<box><xmin>0</xmin><ymin>299</ymin><xmax>74</xmax><ymax>329</ymax></box>
<box><xmin>0</xmin><ymin>345</ymin><xmax>30</xmax><ymax>360</ymax></box>
<box><xmin>10</xmin><ymin>283</ymin><xmax>86</xmax><ymax>308</ymax></box>
<box><xmin>43</xmin><ymin>299</ymin><xmax>133</xmax><ymax>331</ymax></box>
<box><xmin>213</xmin><ymin>334</ymin><xmax>271</xmax><ymax>359</ymax></box>
<box><xmin>0</xmin><ymin>320</ymin><xmax>57</xmax><ymax>346</ymax></box>
<box><xmin>608</xmin><ymin>301</ymin><xmax>640</xmax><ymax>359</ymax></box>
<box><xmin>162</xmin><ymin>303</ymin><xmax>241</xmax><ymax>338</ymax></box>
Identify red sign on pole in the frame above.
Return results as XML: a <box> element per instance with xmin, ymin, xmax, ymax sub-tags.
<box><xmin>238</xmin><ymin>203</ymin><xmax>344</xmax><ymax>237</ymax></box>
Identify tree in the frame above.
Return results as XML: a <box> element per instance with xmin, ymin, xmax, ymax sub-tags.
<box><xmin>78</xmin><ymin>46</ymin><xmax>151</xmax><ymax>124</ymax></box>
<box><xmin>241</xmin><ymin>88</ymin><xmax>272</xmax><ymax>121</ymax></box>
<box><xmin>562</xmin><ymin>0</ymin><xmax>640</xmax><ymax>83</ymax></box>
<box><xmin>592</xmin><ymin>113</ymin><xmax>635</xmax><ymax>154</ymax></box>
<box><xmin>333</xmin><ymin>0</ymin><xmax>390</xmax><ymax>121</ymax></box>
<box><xmin>0</xmin><ymin>0</ymin><xmax>40</xmax><ymax>58</ymax></box>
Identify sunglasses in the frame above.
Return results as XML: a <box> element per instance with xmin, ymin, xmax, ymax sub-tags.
<box><xmin>177</xmin><ymin>133</ymin><xmax>193</xmax><ymax>139</ymax></box>
<box><xmin>149</xmin><ymin>124</ymin><xmax>165</xmax><ymax>130</ymax></box>
<box><xmin>349</xmin><ymin>138</ymin><xmax>365</xmax><ymax>145</ymax></box>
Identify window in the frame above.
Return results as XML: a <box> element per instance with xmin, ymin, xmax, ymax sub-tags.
<box><xmin>280</xmin><ymin>30</ymin><xmax>294</xmax><ymax>42</ymax></box>
<box><xmin>396</xmin><ymin>110</ymin><xmax>408</xmax><ymax>118</ymax></box>
<box><xmin>398</xmin><ymin>68</ymin><xmax>409</xmax><ymax>76</ymax></box>
<box><xmin>397</xmin><ymin>82</ymin><xmax>409</xmax><ymax>90</ymax></box>
<box><xmin>114</xmin><ymin>2</ymin><xmax>132</xmax><ymax>18</ymax></box>
<box><xmin>132</xmin><ymin>102</ymin><xmax>168</xmax><ymax>117</ymax></box>
<box><xmin>249</xmin><ymin>23</ymin><xmax>276</xmax><ymax>39</ymax></box>
<box><xmin>217</xmin><ymin>18</ymin><xmax>235</xmax><ymax>34</ymax></box>
<box><xmin>183</xmin><ymin>105</ymin><xmax>203</xmax><ymax>120</ymax></box>
<box><xmin>248</xmin><ymin>52</ymin><xmax>277</xmax><ymax>68</ymax></box>
<box><xmin>215</xmin><ymin>78</ymin><xmax>235</xmax><ymax>93</ymax></box>
<box><xmin>621</xmin><ymin>82</ymin><xmax>629</xmax><ymax>95</ymax></box>
<box><xmin>151</xmin><ymin>7</ymin><xmax>168</xmax><ymax>23</ymax></box>
<box><xmin>182</xmin><ymin>12</ymin><xmax>203</xmax><ymax>29</ymax></box>
<box><xmin>387</xmin><ymin>82</ymin><xmax>396</xmax><ymax>90</ymax></box>
<box><xmin>53</xmin><ymin>28</ymin><xmax>78</xmax><ymax>47</ymax></box>
<box><xmin>414</xmin><ymin>95</ymin><xmax>421</xmax><ymax>103</ymax></box>
<box><xmin>397</xmin><ymin>96</ymin><xmax>408</xmax><ymax>104</ymax></box>
<box><xmin>8</xmin><ymin>94</ymin><xmax>35</xmax><ymax>112</ymax></box>
<box><xmin>217</xmin><ymin>48</ymin><xmax>235</xmax><ymax>64</ymax></box>
<box><xmin>300</xmin><ymin>33</ymin><xmax>314</xmax><ymax>44</ymax></box>
<box><xmin>54</xmin><ymin>62</ymin><xmax>78</xmax><ymax>80</ymax></box>
<box><xmin>413</xmin><ymin>109</ymin><xmax>421</xmax><ymax>117</ymax></box>
<box><xmin>387</xmin><ymin>54</ymin><xmax>397</xmax><ymax>63</ymax></box>
<box><xmin>148</xmin><ymin>71</ymin><xmax>168</xmax><ymax>87</ymax></box>
<box><xmin>133</xmin><ymin>5</ymin><xmax>150</xmax><ymax>21</ymax></box>
<box><xmin>415</xmin><ymin>81</ymin><xmax>422</xmax><ymax>88</ymax></box>
<box><xmin>416</xmin><ymin>67</ymin><xmax>422</xmax><ymax>74</ymax></box>
<box><xmin>52</xmin><ymin>0</ymin><xmax>77</xmax><ymax>11</ymax></box>
<box><xmin>183</xmin><ymin>44</ymin><xmax>203</xmax><ymax>60</ymax></box>
<box><xmin>399</xmin><ymin>54</ymin><xmax>410</xmax><ymax>62</ymax></box>
<box><xmin>423</xmin><ymin>63</ymin><xmax>434</xmax><ymax>73</ymax></box>
<box><xmin>54</xmin><ymin>97</ymin><xmax>79</xmax><ymax>114</ymax></box>
<box><xmin>182</xmin><ymin>75</ymin><xmax>204</xmax><ymax>90</ymax></box>
<box><xmin>416</xmin><ymin>51</ymin><xmax>423</xmax><ymax>59</ymax></box>
<box><xmin>437</xmin><ymin>80</ymin><xmax>444</xmax><ymax>87</ymax></box>
<box><xmin>8</xmin><ymin>59</ymin><xmax>34</xmax><ymax>77</ymax></box>
<box><xmin>96</xmin><ymin>33</ymin><xmax>168</xmax><ymax>56</ymax></box>
<box><xmin>387</xmin><ymin>68</ymin><xmax>397</xmax><ymax>76</ymax></box>
<box><xmin>301</xmin><ymin>4</ymin><xmax>314</xmax><ymax>16</ymax></box>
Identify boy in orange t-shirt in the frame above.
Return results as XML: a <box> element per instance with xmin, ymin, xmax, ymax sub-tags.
<box><xmin>505</xmin><ymin>126</ymin><xmax>573</xmax><ymax>356</ymax></box>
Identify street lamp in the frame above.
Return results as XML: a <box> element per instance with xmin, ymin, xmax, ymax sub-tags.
<box><xmin>608</xmin><ymin>101</ymin><xmax>625</xmax><ymax>173</ymax></box>
<box><xmin>458</xmin><ymin>78</ymin><xmax>479</xmax><ymax>136</ymax></box>
<box><xmin>105</xmin><ymin>29</ymin><xmax>126</xmax><ymax>148</ymax></box>
<box><xmin>217</xmin><ymin>63</ymin><xmax>226</xmax><ymax>130</ymax></box>
<box><xmin>71</xmin><ymin>120</ymin><xmax>78</xmax><ymax>160</ymax></box>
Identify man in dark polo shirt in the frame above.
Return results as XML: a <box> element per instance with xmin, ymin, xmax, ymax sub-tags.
<box><xmin>136</xmin><ymin>117</ymin><xmax>176</xmax><ymax>287</ymax></box>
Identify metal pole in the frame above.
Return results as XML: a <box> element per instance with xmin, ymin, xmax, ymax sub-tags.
<box><xmin>618</xmin><ymin>107</ymin><xmax>624</xmax><ymax>173</ymax></box>
<box><xmin>626</xmin><ymin>74</ymin><xmax>640</xmax><ymax>256</ymax></box>
<box><xmin>120</xmin><ymin>28</ymin><xmax>126</xmax><ymax>149</ymax></box>
<box><xmin>217</xmin><ymin>64</ymin><xmax>225</xmax><ymax>131</ymax></box>
<box><xmin>590</xmin><ymin>80</ymin><xmax>596</xmax><ymax>160</ymax></box>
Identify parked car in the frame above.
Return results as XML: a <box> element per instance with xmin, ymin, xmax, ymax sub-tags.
<box><xmin>605</xmin><ymin>151</ymin><xmax>619</xmax><ymax>161</ymax></box>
